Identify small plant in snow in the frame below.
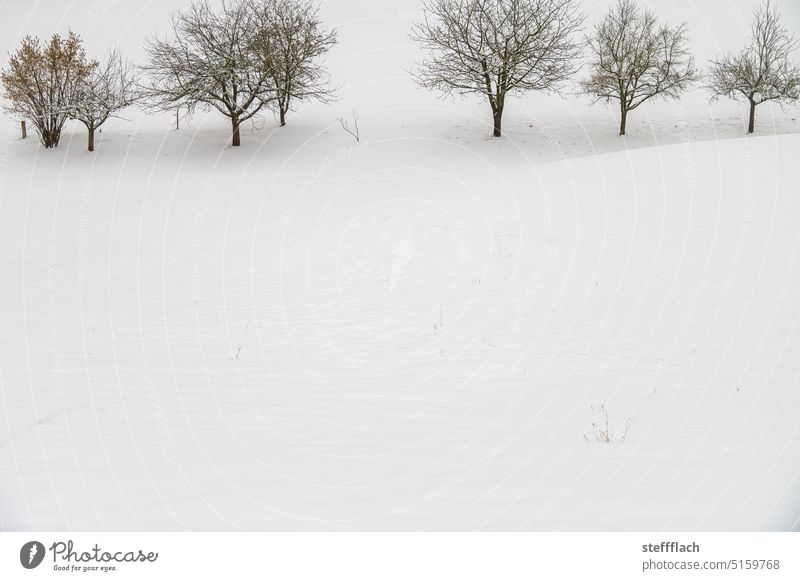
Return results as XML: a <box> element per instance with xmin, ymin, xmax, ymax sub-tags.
<box><xmin>338</xmin><ymin>111</ymin><xmax>360</xmax><ymax>141</ymax></box>
<box><xmin>584</xmin><ymin>403</ymin><xmax>635</xmax><ymax>443</ymax></box>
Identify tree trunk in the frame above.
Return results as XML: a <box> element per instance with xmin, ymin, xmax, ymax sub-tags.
<box><xmin>492</xmin><ymin>107</ymin><xmax>503</xmax><ymax>138</ymax></box>
<box><xmin>42</xmin><ymin>127</ymin><xmax>59</xmax><ymax>148</ymax></box>
<box><xmin>748</xmin><ymin>99</ymin><xmax>756</xmax><ymax>134</ymax></box>
<box><xmin>88</xmin><ymin>127</ymin><xmax>95</xmax><ymax>152</ymax></box>
<box><xmin>20</xmin><ymin>121</ymin><xmax>26</xmax><ymax>139</ymax></box>
<box><xmin>619</xmin><ymin>106</ymin><xmax>628</xmax><ymax>136</ymax></box>
<box><xmin>280</xmin><ymin>108</ymin><xmax>286</xmax><ymax>127</ymax></box>
<box><xmin>231</xmin><ymin>115</ymin><xmax>241</xmax><ymax>147</ymax></box>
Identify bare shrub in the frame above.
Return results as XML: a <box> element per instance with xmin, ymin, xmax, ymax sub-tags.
<box><xmin>1</xmin><ymin>32</ymin><xmax>93</xmax><ymax>148</ymax></box>
<box><xmin>71</xmin><ymin>49</ymin><xmax>139</xmax><ymax>151</ymax></box>
<box><xmin>584</xmin><ymin>404</ymin><xmax>635</xmax><ymax>444</ymax></box>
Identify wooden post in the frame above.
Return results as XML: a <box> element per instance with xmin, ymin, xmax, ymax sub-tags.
<box><xmin>20</xmin><ymin>120</ymin><xmax>26</xmax><ymax>139</ymax></box>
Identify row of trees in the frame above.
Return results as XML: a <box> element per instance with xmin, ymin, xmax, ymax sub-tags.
<box><xmin>144</xmin><ymin>0</ymin><xmax>335</xmax><ymax>146</ymax></box>
<box><xmin>414</xmin><ymin>0</ymin><xmax>800</xmax><ymax>136</ymax></box>
<box><xmin>0</xmin><ymin>33</ymin><xmax>132</xmax><ymax>150</ymax></box>
<box><xmin>0</xmin><ymin>0</ymin><xmax>335</xmax><ymax>150</ymax></box>
<box><xmin>2</xmin><ymin>0</ymin><xmax>799</xmax><ymax>149</ymax></box>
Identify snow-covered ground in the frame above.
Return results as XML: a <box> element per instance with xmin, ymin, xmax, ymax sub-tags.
<box><xmin>0</xmin><ymin>0</ymin><xmax>799</xmax><ymax>531</ymax></box>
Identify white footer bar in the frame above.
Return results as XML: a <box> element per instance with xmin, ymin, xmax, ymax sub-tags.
<box><xmin>1</xmin><ymin>532</ymin><xmax>797</xmax><ymax>580</ymax></box>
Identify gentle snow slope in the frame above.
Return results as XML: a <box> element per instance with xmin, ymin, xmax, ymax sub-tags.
<box><xmin>0</xmin><ymin>128</ymin><xmax>798</xmax><ymax>530</ymax></box>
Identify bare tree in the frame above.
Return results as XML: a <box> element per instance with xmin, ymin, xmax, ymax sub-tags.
<box><xmin>254</xmin><ymin>0</ymin><xmax>337</xmax><ymax>126</ymax></box>
<box><xmin>71</xmin><ymin>49</ymin><xmax>138</xmax><ymax>151</ymax></box>
<box><xmin>338</xmin><ymin>111</ymin><xmax>360</xmax><ymax>142</ymax></box>
<box><xmin>143</xmin><ymin>0</ymin><xmax>275</xmax><ymax>146</ymax></box>
<box><xmin>708</xmin><ymin>0</ymin><xmax>800</xmax><ymax>134</ymax></box>
<box><xmin>581</xmin><ymin>0</ymin><xmax>697</xmax><ymax>136</ymax></box>
<box><xmin>1</xmin><ymin>32</ymin><xmax>93</xmax><ymax>148</ymax></box>
<box><xmin>411</xmin><ymin>0</ymin><xmax>584</xmax><ymax>137</ymax></box>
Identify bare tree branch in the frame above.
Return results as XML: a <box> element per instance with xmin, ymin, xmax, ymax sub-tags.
<box><xmin>338</xmin><ymin>111</ymin><xmax>359</xmax><ymax>142</ymax></box>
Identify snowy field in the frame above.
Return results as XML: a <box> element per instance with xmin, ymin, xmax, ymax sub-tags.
<box><xmin>1</xmin><ymin>0</ymin><xmax>799</xmax><ymax>531</ymax></box>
